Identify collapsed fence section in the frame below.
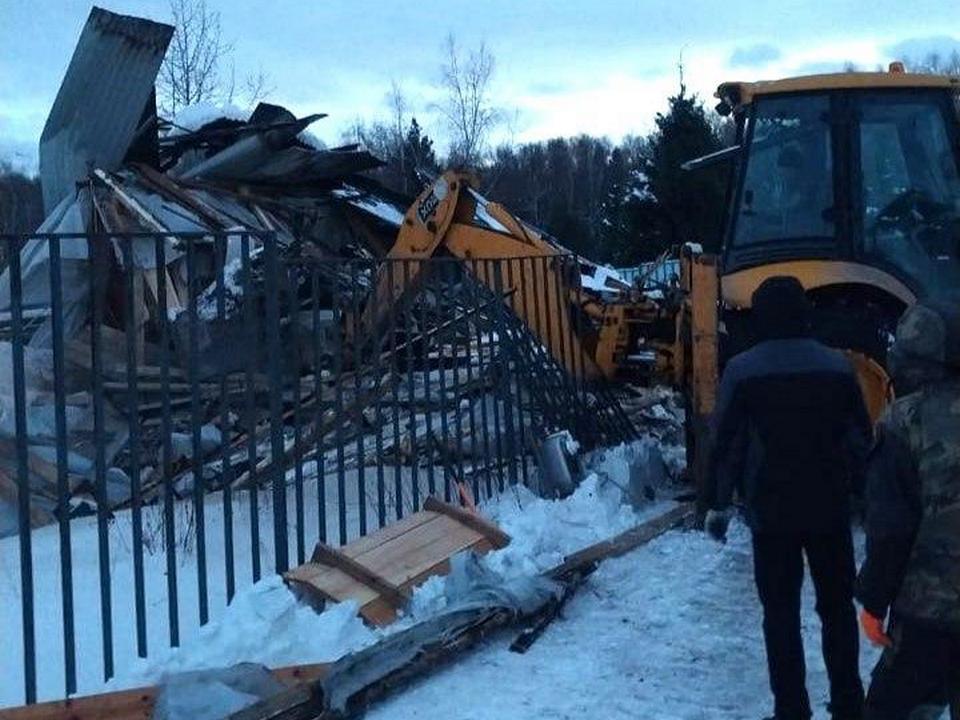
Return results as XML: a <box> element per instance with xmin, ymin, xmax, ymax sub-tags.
<box><xmin>0</xmin><ymin>231</ymin><xmax>635</xmax><ymax>706</ymax></box>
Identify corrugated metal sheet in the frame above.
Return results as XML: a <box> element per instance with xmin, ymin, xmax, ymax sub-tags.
<box><xmin>39</xmin><ymin>7</ymin><xmax>173</xmax><ymax>214</ymax></box>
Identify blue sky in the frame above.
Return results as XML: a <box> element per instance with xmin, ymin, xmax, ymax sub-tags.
<box><xmin>1</xmin><ymin>0</ymin><xmax>959</xmax><ymax>173</ymax></box>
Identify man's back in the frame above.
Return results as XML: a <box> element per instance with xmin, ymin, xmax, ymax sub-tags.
<box><xmin>712</xmin><ymin>336</ymin><xmax>871</xmax><ymax>533</ymax></box>
<box><xmin>705</xmin><ymin>276</ymin><xmax>870</xmax><ymax>720</ymax></box>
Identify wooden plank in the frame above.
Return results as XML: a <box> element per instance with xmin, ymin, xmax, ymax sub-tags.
<box><xmin>422</xmin><ymin>496</ymin><xmax>510</xmax><ymax>549</ymax></box>
<box><xmin>284</xmin><ymin>514</ymin><xmax>442</xmax><ymax>586</ymax></box>
<box><xmin>288</xmin><ymin>518</ymin><xmax>452</xmax><ymax>608</ymax></box>
<box><xmin>310</xmin><ymin>543</ymin><xmax>409</xmax><ymax>610</ymax></box>
<box><xmin>547</xmin><ymin>503</ymin><xmax>694</xmax><ymax>580</ymax></box>
<box><xmin>0</xmin><ymin>664</ymin><xmax>330</xmax><ymax>720</ymax></box>
<box><xmin>322</xmin><ymin>510</ymin><xmax>436</xmax><ymax>561</ymax></box>
<box><xmin>319</xmin><ymin>515</ymin><xmax>476</xmax><ymax>593</ymax></box>
<box><xmin>285</xmin><ymin>513</ymin><xmax>487</xmax><ymax>625</ymax></box>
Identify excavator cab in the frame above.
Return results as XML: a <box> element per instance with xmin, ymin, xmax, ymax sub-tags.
<box><xmin>709</xmin><ymin>68</ymin><xmax>960</xmax><ymax>417</ymax></box>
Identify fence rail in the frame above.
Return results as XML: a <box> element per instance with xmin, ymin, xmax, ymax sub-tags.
<box><xmin>0</xmin><ymin>231</ymin><xmax>634</xmax><ymax>706</ymax></box>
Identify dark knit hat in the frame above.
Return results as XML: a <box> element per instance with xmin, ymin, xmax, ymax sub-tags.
<box><xmin>751</xmin><ymin>276</ymin><xmax>811</xmax><ymax>340</ymax></box>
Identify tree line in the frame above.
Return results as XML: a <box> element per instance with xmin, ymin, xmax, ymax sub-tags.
<box><xmin>2</xmin><ymin>0</ymin><xmax>957</xmax><ymax>268</ymax></box>
<box><xmin>362</xmin><ymin>77</ymin><xmax>730</xmax><ymax>265</ymax></box>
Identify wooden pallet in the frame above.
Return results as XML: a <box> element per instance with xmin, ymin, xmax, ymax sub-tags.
<box><xmin>283</xmin><ymin>497</ymin><xmax>511</xmax><ymax>626</ymax></box>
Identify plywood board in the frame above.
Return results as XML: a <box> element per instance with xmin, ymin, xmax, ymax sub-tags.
<box><xmin>284</xmin><ymin>499</ymin><xmax>509</xmax><ymax>626</ymax></box>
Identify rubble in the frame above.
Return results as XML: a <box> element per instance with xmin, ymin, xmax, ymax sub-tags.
<box><xmin>0</xmin><ymin>7</ymin><xmax>645</xmax><ymax>537</ymax></box>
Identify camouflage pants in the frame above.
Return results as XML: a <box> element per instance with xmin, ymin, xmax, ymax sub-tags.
<box><xmin>864</xmin><ymin>618</ymin><xmax>960</xmax><ymax>720</ymax></box>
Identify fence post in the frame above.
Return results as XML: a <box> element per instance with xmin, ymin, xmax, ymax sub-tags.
<box><xmin>263</xmin><ymin>232</ymin><xmax>288</xmax><ymax>572</ymax></box>
<box><xmin>10</xmin><ymin>235</ymin><xmax>36</xmax><ymax>703</ymax></box>
<box><xmin>89</xmin><ymin>232</ymin><xmax>114</xmax><ymax>681</ymax></box>
<box><xmin>48</xmin><ymin>235</ymin><xmax>77</xmax><ymax>695</ymax></box>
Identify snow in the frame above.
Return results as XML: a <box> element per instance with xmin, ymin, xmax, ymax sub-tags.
<box><xmin>366</xmin><ymin>521</ymin><xmax>885</xmax><ymax>720</ymax></box>
<box><xmin>580</xmin><ymin>263</ymin><xmax>629</xmax><ymax>294</ymax></box>
<box><xmin>101</xmin><ymin>442</ymin><xmax>673</xmax><ymax>691</ymax></box>
<box><xmin>111</xmin><ymin>578</ymin><xmax>377</xmax><ymax>689</ymax></box>
<box><xmin>332</xmin><ymin>186</ymin><xmax>406</xmax><ymax>227</ymax></box>
<box><xmin>1</xmin><ymin>431</ymin><xmax>894</xmax><ymax>719</ymax></box>
<box><xmin>0</xmin><ymin>437</ymin><xmax>678</xmax><ymax>708</ymax></box>
<box><xmin>168</xmin><ymin>103</ymin><xmax>249</xmax><ymax>136</ymax></box>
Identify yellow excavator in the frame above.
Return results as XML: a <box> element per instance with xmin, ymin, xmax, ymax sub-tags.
<box><xmin>361</xmin><ymin>65</ymin><xmax>960</xmax><ymax>507</ymax></box>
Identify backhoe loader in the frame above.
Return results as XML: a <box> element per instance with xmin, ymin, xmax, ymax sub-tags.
<box><xmin>360</xmin><ymin>64</ymin><xmax>960</xmax><ymax>509</ymax></box>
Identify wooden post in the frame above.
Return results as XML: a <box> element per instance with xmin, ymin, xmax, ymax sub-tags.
<box><xmin>689</xmin><ymin>254</ymin><xmax>719</xmax><ymax>518</ymax></box>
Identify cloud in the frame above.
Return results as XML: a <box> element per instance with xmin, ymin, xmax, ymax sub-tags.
<box><xmin>729</xmin><ymin>44</ymin><xmax>781</xmax><ymax>68</ymax></box>
<box><xmin>0</xmin><ymin>137</ymin><xmax>38</xmax><ymax>177</ymax></box>
<box><xmin>790</xmin><ymin>60</ymin><xmax>856</xmax><ymax>76</ymax></box>
<box><xmin>526</xmin><ymin>81</ymin><xmax>570</xmax><ymax>96</ymax></box>
<box><xmin>884</xmin><ymin>35</ymin><xmax>960</xmax><ymax>62</ymax></box>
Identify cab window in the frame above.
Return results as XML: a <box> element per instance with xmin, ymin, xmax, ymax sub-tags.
<box><xmin>733</xmin><ymin>94</ymin><xmax>835</xmax><ymax>247</ymax></box>
<box><xmin>858</xmin><ymin>93</ymin><xmax>960</xmax><ymax>292</ymax></box>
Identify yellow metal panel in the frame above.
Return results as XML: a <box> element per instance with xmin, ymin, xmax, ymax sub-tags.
<box><xmin>718</xmin><ymin>72</ymin><xmax>959</xmax><ymax>108</ymax></box>
<box><xmin>721</xmin><ymin>260</ymin><xmax>916</xmax><ymax>308</ymax></box>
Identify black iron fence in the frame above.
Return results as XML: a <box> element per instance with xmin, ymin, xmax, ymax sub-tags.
<box><xmin>0</xmin><ymin>231</ymin><xmax>634</xmax><ymax>705</ymax></box>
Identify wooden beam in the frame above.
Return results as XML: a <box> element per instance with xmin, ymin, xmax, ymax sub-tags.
<box><xmin>309</xmin><ymin>542</ymin><xmax>410</xmax><ymax>610</ymax></box>
<box><xmin>423</xmin><ymin>496</ymin><xmax>511</xmax><ymax>549</ymax></box>
<box><xmin>547</xmin><ymin>503</ymin><xmax>694</xmax><ymax>580</ymax></box>
<box><xmin>0</xmin><ymin>664</ymin><xmax>330</xmax><ymax>720</ymax></box>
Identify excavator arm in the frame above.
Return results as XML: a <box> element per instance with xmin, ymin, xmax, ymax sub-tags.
<box><xmin>359</xmin><ymin>171</ymin><xmax>611</xmax><ymax>380</ymax></box>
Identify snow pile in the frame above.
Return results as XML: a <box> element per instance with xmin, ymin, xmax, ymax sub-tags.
<box><xmin>409</xmin><ymin>441</ymin><xmax>675</xmax><ymax>616</ymax></box>
<box><xmin>168</xmin><ymin>103</ymin><xmax>249</xmax><ymax>135</ymax></box>
<box><xmin>100</xmin><ymin>440</ymin><xmax>672</xmax><ymax>691</ymax></box>
<box><xmin>109</xmin><ymin>576</ymin><xmax>380</xmax><ymax>691</ymax></box>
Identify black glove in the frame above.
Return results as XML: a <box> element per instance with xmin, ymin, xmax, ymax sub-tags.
<box><xmin>705</xmin><ymin>509</ymin><xmax>733</xmax><ymax>543</ymax></box>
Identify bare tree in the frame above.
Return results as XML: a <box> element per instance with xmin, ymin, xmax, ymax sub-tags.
<box><xmin>242</xmin><ymin>66</ymin><xmax>275</xmax><ymax>106</ymax></box>
<box><xmin>158</xmin><ymin>0</ymin><xmax>232</xmax><ymax>115</ymax></box>
<box><xmin>437</xmin><ymin>34</ymin><xmax>502</xmax><ymax>168</ymax></box>
<box><xmin>158</xmin><ymin>0</ymin><xmax>275</xmax><ymax>117</ymax></box>
<box><xmin>908</xmin><ymin>50</ymin><xmax>960</xmax><ymax>75</ymax></box>
<box><xmin>386</xmin><ymin>80</ymin><xmax>410</xmax><ymax>191</ymax></box>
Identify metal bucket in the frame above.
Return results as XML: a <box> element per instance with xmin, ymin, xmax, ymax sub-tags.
<box><xmin>536</xmin><ymin>431</ymin><xmax>578</xmax><ymax>497</ymax></box>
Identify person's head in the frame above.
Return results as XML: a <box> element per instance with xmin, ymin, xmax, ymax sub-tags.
<box><xmin>751</xmin><ymin>276</ymin><xmax>811</xmax><ymax>341</ymax></box>
<box><xmin>888</xmin><ymin>297</ymin><xmax>960</xmax><ymax>394</ymax></box>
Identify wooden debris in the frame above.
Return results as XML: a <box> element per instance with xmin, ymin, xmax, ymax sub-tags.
<box><xmin>238</xmin><ymin>502</ymin><xmax>695</xmax><ymax>720</ymax></box>
<box><xmin>284</xmin><ymin>498</ymin><xmax>510</xmax><ymax>626</ymax></box>
<box><xmin>1</xmin><ymin>503</ymin><xmax>692</xmax><ymax>720</ymax></box>
<box><xmin>0</xmin><ymin>663</ymin><xmax>330</xmax><ymax>720</ymax></box>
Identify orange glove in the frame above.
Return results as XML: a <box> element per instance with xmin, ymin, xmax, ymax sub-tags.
<box><xmin>859</xmin><ymin>609</ymin><xmax>893</xmax><ymax>648</ymax></box>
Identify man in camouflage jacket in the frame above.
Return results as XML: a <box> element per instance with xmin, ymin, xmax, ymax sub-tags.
<box><xmin>857</xmin><ymin>300</ymin><xmax>960</xmax><ymax>720</ymax></box>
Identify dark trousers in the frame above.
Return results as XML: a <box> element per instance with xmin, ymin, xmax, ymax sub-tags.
<box><xmin>753</xmin><ymin>530</ymin><xmax>865</xmax><ymax>720</ymax></box>
<box><xmin>864</xmin><ymin>618</ymin><xmax>960</xmax><ymax>720</ymax></box>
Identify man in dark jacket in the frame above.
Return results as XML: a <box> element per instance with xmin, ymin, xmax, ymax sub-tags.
<box><xmin>705</xmin><ymin>276</ymin><xmax>873</xmax><ymax>720</ymax></box>
<box><xmin>856</xmin><ymin>300</ymin><xmax>960</xmax><ymax>720</ymax></box>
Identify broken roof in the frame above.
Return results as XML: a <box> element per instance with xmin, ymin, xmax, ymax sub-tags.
<box><xmin>39</xmin><ymin>7</ymin><xmax>174</xmax><ymax>214</ymax></box>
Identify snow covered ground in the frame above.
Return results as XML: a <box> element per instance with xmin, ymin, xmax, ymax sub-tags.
<box><xmin>0</xmin><ymin>439</ymin><xmax>674</xmax><ymax>707</ymax></box>
<box><xmin>2</xmin><ymin>436</ymin><xmax>890</xmax><ymax>719</ymax></box>
<box><xmin>366</xmin><ymin>521</ymin><xmax>884</xmax><ymax>720</ymax></box>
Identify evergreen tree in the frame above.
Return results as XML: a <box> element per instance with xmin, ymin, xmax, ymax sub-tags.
<box><xmin>403</xmin><ymin>118</ymin><xmax>438</xmax><ymax>177</ymax></box>
<box><xmin>598</xmin><ymin>147</ymin><xmax>633</xmax><ymax>264</ymax></box>
<box><xmin>643</xmin><ymin>81</ymin><xmax>727</xmax><ymax>254</ymax></box>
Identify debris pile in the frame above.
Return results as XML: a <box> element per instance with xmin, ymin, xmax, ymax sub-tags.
<box><xmin>0</xmin><ymin>8</ymin><xmax>643</xmax><ymax>535</ymax></box>
<box><xmin>0</xmin><ymin>8</ymin><xmax>420</xmax><ymax>532</ymax></box>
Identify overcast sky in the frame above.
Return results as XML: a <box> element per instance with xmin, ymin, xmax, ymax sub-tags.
<box><xmin>1</xmin><ymin>0</ymin><xmax>959</xmax><ymax>174</ymax></box>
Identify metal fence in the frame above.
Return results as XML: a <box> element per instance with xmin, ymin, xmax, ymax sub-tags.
<box><xmin>616</xmin><ymin>259</ymin><xmax>681</xmax><ymax>290</ymax></box>
<box><xmin>0</xmin><ymin>231</ymin><xmax>635</xmax><ymax>705</ymax></box>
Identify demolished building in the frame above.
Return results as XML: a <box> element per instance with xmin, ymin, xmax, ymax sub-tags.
<box><xmin>0</xmin><ymin>7</ymin><xmax>651</xmax><ymax>537</ymax></box>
